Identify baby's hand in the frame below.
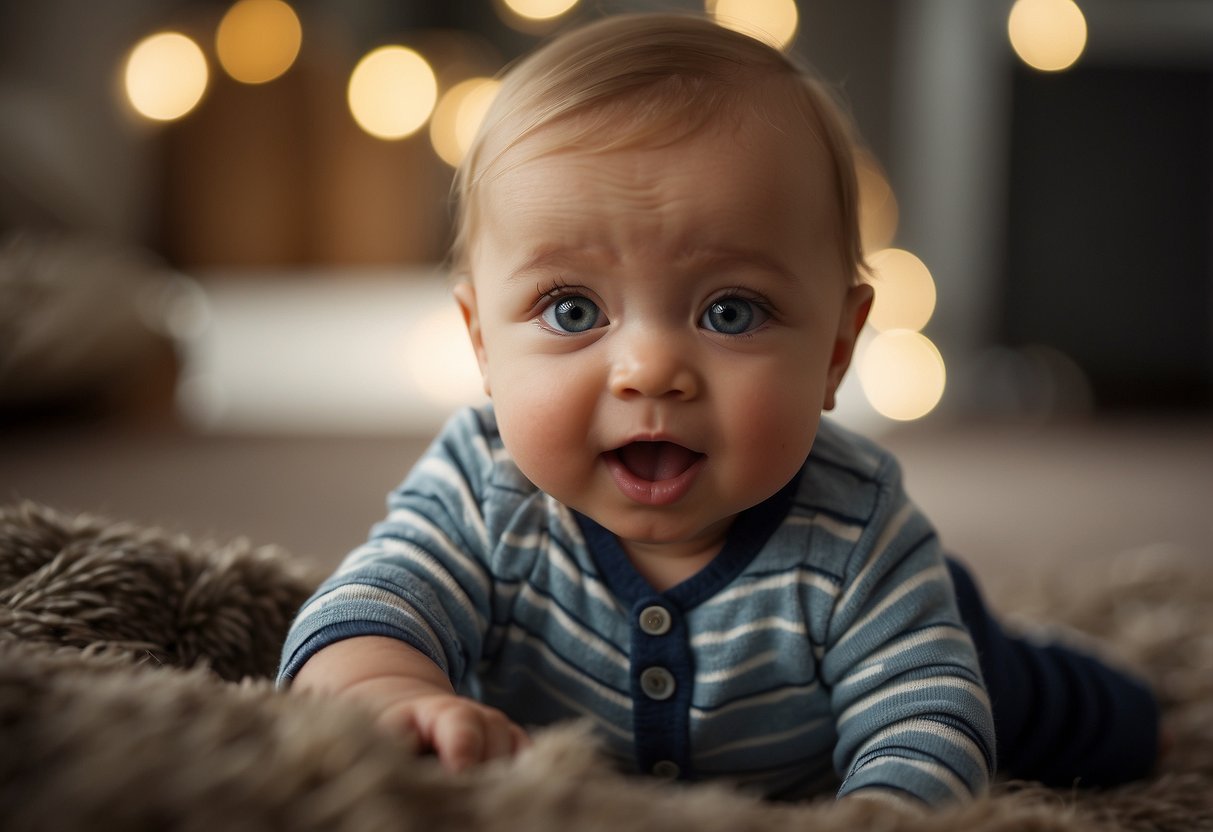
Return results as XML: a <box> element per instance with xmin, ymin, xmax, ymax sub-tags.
<box><xmin>377</xmin><ymin>692</ymin><xmax>531</xmax><ymax>773</ymax></box>
<box><xmin>291</xmin><ymin>636</ymin><xmax>530</xmax><ymax>774</ymax></box>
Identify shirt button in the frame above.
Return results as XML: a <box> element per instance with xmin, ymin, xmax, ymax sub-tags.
<box><xmin>640</xmin><ymin>666</ymin><xmax>676</xmax><ymax>701</ymax></box>
<box><xmin>639</xmin><ymin>605</ymin><xmax>672</xmax><ymax>636</ymax></box>
<box><xmin>652</xmin><ymin>760</ymin><xmax>681</xmax><ymax>779</ymax></box>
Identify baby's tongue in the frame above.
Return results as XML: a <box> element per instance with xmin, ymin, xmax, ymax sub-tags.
<box><xmin>617</xmin><ymin>441</ymin><xmax>700</xmax><ymax>482</ymax></box>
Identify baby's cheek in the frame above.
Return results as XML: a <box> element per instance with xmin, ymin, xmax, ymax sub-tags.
<box><xmin>726</xmin><ymin>385</ymin><xmax>822</xmax><ymax>489</ymax></box>
<box><xmin>492</xmin><ymin>376</ymin><xmax>597</xmax><ymax>490</ymax></box>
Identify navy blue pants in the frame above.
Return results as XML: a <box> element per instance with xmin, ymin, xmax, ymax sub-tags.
<box><xmin>947</xmin><ymin>558</ymin><xmax>1160</xmax><ymax>787</ymax></box>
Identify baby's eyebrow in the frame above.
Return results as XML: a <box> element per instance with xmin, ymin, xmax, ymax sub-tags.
<box><xmin>675</xmin><ymin>246</ymin><xmax>800</xmax><ymax>283</ymax></box>
<box><xmin>503</xmin><ymin>245</ymin><xmax>800</xmax><ymax>284</ymax></box>
<box><xmin>505</xmin><ymin>246</ymin><xmax>608</xmax><ymax>283</ymax></box>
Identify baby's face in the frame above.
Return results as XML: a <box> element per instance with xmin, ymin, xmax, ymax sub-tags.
<box><xmin>457</xmin><ymin>106</ymin><xmax>870</xmax><ymax>561</ymax></box>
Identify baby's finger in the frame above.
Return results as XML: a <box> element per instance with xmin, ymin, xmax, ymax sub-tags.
<box><xmin>509</xmin><ymin>722</ymin><xmax>532</xmax><ymax>754</ymax></box>
<box><xmin>432</xmin><ymin>708</ymin><xmax>486</xmax><ymax>773</ymax></box>
<box><xmin>480</xmin><ymin>712</ymin><xmax>524</xmax><ymax>761</ymax></box>
<box><xmin>374</xmin><ymin>704</ymin><xmax>424</xmax><ymax>753</ymax></box>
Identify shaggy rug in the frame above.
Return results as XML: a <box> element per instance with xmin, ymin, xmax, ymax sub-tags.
<box><xmin>0</xmin><ymin>501</ymin><xmax>1209</xmax><ymax>831</ymax></box>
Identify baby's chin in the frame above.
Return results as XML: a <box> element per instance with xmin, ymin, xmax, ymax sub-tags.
<box><xmin>574</xmin><ymin>501</ymin><xmax>738</xmax><ymax>553</ymax></box>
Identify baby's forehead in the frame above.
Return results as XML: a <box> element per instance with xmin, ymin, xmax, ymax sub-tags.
<box><xmin>491</xmin><ymin>101</ymin><xmax>841</xmax><ymax>218</ymax></box>
<box><xmin>459</xmin><ymin>67</ymin><xmax>862</xmax><ymax>285</ymax></box>
<box><xmin>473</xmin><ymin>110</ymin><xmax>846</xmax><ymax>284</ymax></box>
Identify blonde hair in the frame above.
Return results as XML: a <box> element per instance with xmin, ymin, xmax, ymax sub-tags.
<box><xmin>450</xmin><ymin>13</ymin><xmax>865</xmax><ymax>283</ymax></box>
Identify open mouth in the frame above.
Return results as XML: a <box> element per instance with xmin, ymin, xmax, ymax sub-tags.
<box><xmin>614</xmin><ymin>441</ymin><xmax>704</xmax><ymax>482</ymax></box>
<box><xmin>603</xmin><ymin>441</ymin><xmax>706</xmax><ymax>506</ymax></box>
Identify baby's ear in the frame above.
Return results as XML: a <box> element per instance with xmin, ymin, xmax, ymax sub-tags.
<box><xmin>823</xmin><ymin>282</ymin><xmax>874</xmax><ymax>411</ymax></box>
<box><xmin>452</xmin><ymin>281</ymin><xmax>491</xmax><ymax>396</ymax></box>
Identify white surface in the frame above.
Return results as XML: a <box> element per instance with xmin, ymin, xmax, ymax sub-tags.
<box><xmin>177</xmin><ymin>269</ymin><xmax>487</xmax><ymax>433</ymax></box>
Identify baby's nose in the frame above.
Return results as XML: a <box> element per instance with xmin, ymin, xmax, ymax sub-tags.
<box><xmin>608</xmin><ymin>336</ymin><xmax>700</xmax><ymax>401</ymax></box>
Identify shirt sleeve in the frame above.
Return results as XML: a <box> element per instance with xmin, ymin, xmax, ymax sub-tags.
<box><xmin>821</xmin><ymin>455</ymin><xmax>996</xmax><ymax>806</ymax></box>
<box><xmin>276</xmin><ymin>408</ymin><xmax>496</xmax><ymax>690</ymax></box>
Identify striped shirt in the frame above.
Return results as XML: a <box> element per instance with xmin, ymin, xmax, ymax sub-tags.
<box><xmin>279</xmin><ymin>405</ymin><xmax>995</xmax><ymax>805</ymax></box>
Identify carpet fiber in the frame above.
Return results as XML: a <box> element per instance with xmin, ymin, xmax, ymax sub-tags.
<box><xmin>1</xmin><ymin>501</ymin><xmax>1209</xmax><ymax>831</ymax></box>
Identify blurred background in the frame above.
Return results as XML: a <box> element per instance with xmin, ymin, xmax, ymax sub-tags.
<box><xmin>1</xmin><ymin>0</ymin><xmax>1210</xmax><ymax>582</ymax></box>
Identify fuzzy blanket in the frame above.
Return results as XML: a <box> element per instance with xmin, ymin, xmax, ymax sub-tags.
<box><xmin>1</xmin><ymin>501</ymin><xmax>1210</xmax><ymax>831</ymax></box>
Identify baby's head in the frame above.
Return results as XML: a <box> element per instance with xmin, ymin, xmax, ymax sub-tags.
<box><xmin>450</xmin><ymin>12</ymin><xmax>865</xmax><ymax>286</ymax></box>
<box><xmin>450</xmin><ymin>14</ymin><xmax>875</xmax><ymax>557</ymax></box>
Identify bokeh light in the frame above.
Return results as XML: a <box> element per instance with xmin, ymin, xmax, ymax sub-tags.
<box><xmin>708</xmin><ymin>0</ymin><xmax>799</xmax><ymax>50</ymax></box>
<box><xmin>348</xmin><ymin>46</ymin><xmax>438</xmax><ymax>140</ymax></box>
<box><xmin>856</xmin><ymin>151</ymin><xmax>899</xmax><ymax>253</ymax></box>
<box><xmin>216</xmin><ymin>0</ymin><xmax>302</xmax><ymax>85</ymax></box>
<box><xmin>1008</xmin><ymin>0</ymin><xmax>1087</xmax><ymax>72</ymax></box>
<box><xmin>430</xmin><ymin>78</ymin><xmax>501</xmax><ymax>167</ymax></box>
<box><xmin>859</xmin><ymin>330</ymin><xmax>947</xmax><ymax>421</ymax></box>
<box><xmin>124</xmin><ymin>32</ymin><xmax>209</xmax><ymax>122</ymax></box>
<box><xmin>501</xmin><ymin>0</ymin><xmax>580</xmax><ymax>21</ymax></box>
<box><xmin>866</xmin><ymin>248</ymin><xmax>937</xmax><ymax>333</ymax></box>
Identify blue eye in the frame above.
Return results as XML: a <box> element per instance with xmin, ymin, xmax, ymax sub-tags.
<box><xmin>701</xmin><ymin>298</ymin><xmax>765</xmax><ymax>334</ymax></box>
<box><xmin>541</xmin><ymin>295</ymin><xmax>602</xmax><ymax>333</ymax></box>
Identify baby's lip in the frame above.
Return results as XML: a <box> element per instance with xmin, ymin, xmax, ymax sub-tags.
<box><xmin>602</xmin><ymin>441</ymin><xmax>706</xmax><ymax>506</ymax></box>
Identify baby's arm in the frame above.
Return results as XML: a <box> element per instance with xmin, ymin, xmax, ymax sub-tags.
<box><xmin>293</xmin><ymin>635</ymin><xmax>529</xmax><ymax>772</ymax></box>
<box><xmin>823</xmin><ymin>494</ymin><xmax>996</xmax><ymax>806</ymax></box>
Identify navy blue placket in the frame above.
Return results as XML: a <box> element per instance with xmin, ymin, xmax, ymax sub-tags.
<box><xmin>574</xmin><ymin>471</ymin><xmax>801</xmax><ymax>781</ymax></box>
<box><xmin>629</xmin><ymin>594</ymin><xmax>693</xmax><ymax>778</ymax></box>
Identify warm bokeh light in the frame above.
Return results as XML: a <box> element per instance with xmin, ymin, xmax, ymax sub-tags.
<box><xmin>502</xmin><ymin>0</ymin><xmax>580</xmax><ymax>21</ymax></box>
<box><xmin>216</xmin><ymin>0</ymin><xmax>302</xmax><ymax>84</ymax></box>
<box><xmin>430</xmin><ymin>78</ymin><xmax>501</xmax><ymax>167</ymax></box>
<box><xmin>1008</xmin><ymin>0</ymin><xmax>1087</xmax><ymax>72</ymax></box>
<box><xmin>124</xmin><ymin>32</ymin><xmax>209</xmax><ymax>122</ymax></box>
<box><xmin>401</xmin><ymin>305</ymin><xmax>485</xmax><ymax>407</ymax></box>
<box><xmin>866</xmin><ymin>248</ymin><xmax>937</xmax><ymax>333</ymax></box>
<box><xmin>856</xmin><ymin>152</ymin><xmax>899</xmax><ymax>253</ymax></box>
<box><xmin>708</xmin><ymin>0</ymin><xmax>799</xmax><ymax>50</ymax></box>
<box><xmin>348</xmin><ymin>46</ymin><xmax>438</xmax><ymax>140</ymax></box>
<box><xmin>859</xmin><ymin>330</ymin><xmax>947</xmax><ymax>421</ymax></box>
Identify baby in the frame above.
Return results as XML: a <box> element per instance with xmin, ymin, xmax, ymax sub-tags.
<box><xmin>279</xmin><ymin>13</ymin><xmax>1159</xmax><ymax>806</ymax></box>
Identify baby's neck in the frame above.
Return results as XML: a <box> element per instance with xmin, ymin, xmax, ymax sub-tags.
<box><xmin>619</xmin><ymin>537</ymin><xmax>724</xmax><ymax>593</ymax></box>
